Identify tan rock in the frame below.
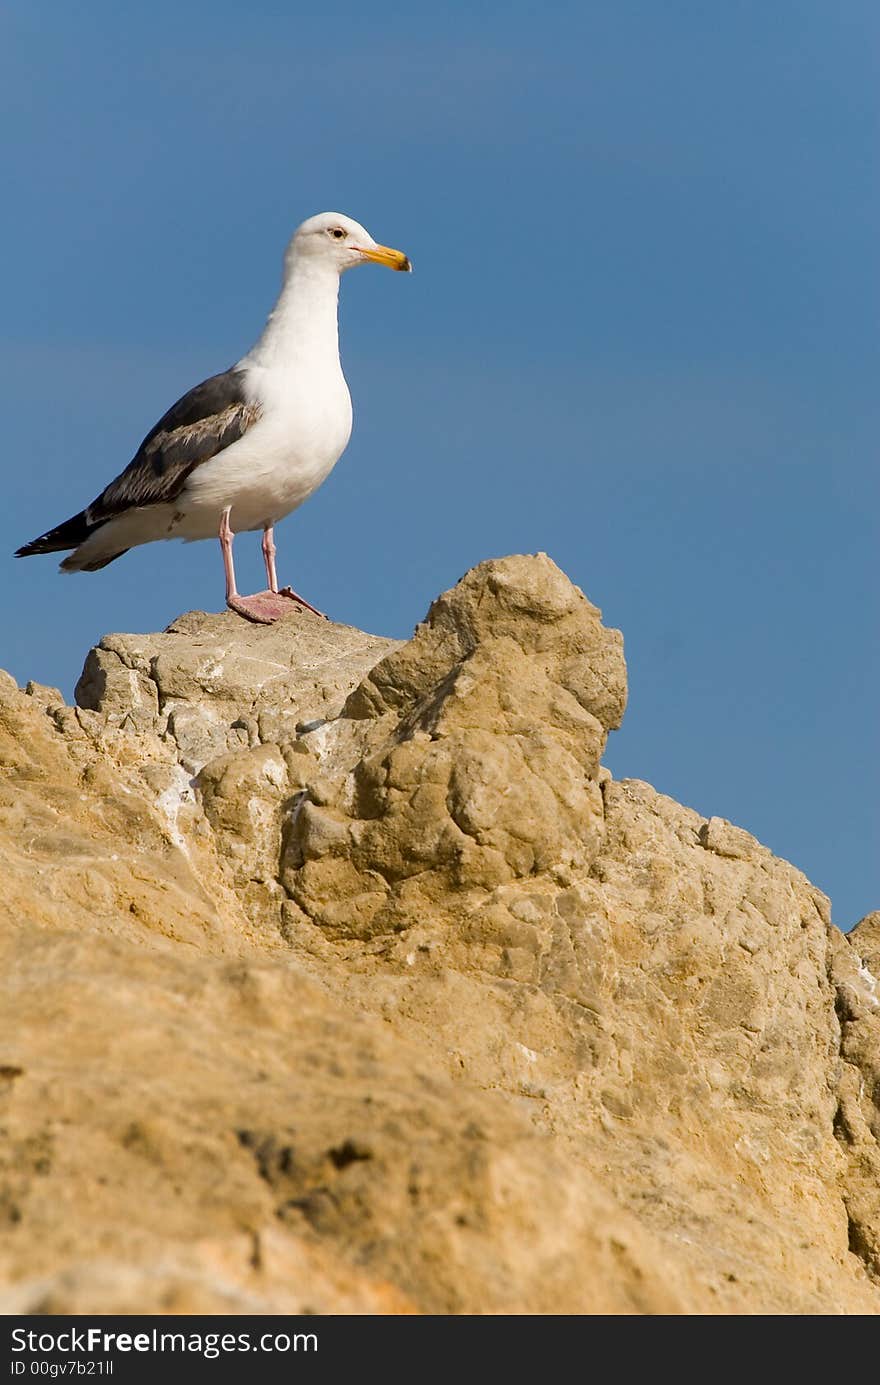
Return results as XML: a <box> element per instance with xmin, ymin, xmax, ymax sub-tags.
<box><xmin>1</xmin><ymin>553</ymin><xmax>877</xmax><ymax>1315</ymax></box>
<box><xmin>76</xmin><ymin>608</ymin><xmax>399</xmax><ymax>771</ymax></box>
<box><xmin>281</xmin><ymin>556</ymin><xmax>624</xmax><ymax>938</ymax></box>
<box><xmin>346</xmin><ymin>552</ymin><xmax>626</xmax><ymax>737</ymax></box>
<box><xmin>829</xmin><ymin>916</ymin><xmax>880</xmax><ymax>1278</ymax></box>
<box><xmin>0</xmin><ymin>927</ymin><xmax>692</xmax><ymax>1316</ymax></box>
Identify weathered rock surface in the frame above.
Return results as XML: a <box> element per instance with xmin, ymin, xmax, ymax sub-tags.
<box><xmin>0</xmin><ymin>553</ymin><xmax>877</xmax><ymax>1315</ymax></box>
<box><xmin>75</xmin><ymin>610</ymin><xmax>398</xmax><ymax>772</ymax></box>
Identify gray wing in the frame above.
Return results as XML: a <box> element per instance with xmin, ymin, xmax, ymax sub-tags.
<box><xmin>17</xmin><ymin>367</ymin><xmax>261</xmax><ymax>559</ymax></box>
<box><xmin>93</xmin><ymin>366</ymin><xmax>261</xmax><ymax>517</ymax></box>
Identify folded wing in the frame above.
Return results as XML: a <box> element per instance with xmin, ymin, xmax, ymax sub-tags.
<box><xmin>16</xmin><ymin>367</ymin><xmax>261</xmax><ymax>564</ymax></box>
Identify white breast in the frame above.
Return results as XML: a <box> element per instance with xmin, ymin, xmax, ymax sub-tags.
<box><xmin>171</xmin><ymin>250</ymin><xmax>356</xmax><ymax>541</ymax></box>
<box><xmin>176</xmin><ymin>365</ymin><xmax>353</xmax><ymax>538</ymax></box>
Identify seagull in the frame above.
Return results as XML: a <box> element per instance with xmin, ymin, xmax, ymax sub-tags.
<box><xmin>16</xmin><ymin>212</ymin><xmax>411</xmax><ymax>623</ymax></box>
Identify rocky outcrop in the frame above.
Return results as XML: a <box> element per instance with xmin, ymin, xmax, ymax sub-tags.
<box><xmin>1</xmin><ymin>554</ymin><xmax>877</xmax><ymax>1314</ymax></box>
<box><xmin>75</xmin><ymin>607</ymin><xmax>398</xmax><ymax>772</ymax></box>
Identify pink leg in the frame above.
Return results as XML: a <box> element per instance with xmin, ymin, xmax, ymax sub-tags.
<box><xmin>219</xmin><ymin>506</ymin><xmax>238</xmax><ymax>601</ymax></box>
<box><xmin>261</xmin><ymin>523</ymin><xmax>278</xmax><ymax>590</ymax></box>
<box><xmin>262</xmin><ymin>526</ymin><xmax>279</xmax><ymax>592</ymax></box>
<box><xmin>220</xmin><ymin>511</ymin><xmax>328</xmax><ymax>624</ymax></box>
<box><xmin>264</xmin><ymin>522</ymin><xmax>328</xmax><ymax>618</ymax></box>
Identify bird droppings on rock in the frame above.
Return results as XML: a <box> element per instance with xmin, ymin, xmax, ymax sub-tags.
<box><xmin>0</xmin><ymin>553</ymin><xmax>878</xmax><ymax>1314</ymax></box>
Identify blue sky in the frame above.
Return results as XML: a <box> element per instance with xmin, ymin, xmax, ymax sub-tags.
<box><xmin>1</xmin><ymin>2</ymin><xmax>877</xmax><ymax>928</ymax></box>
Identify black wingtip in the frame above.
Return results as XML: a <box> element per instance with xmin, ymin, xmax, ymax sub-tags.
<box><xmin>15</xmin><ymin>539</ymin><xmax>45</xmax><ymax>559</ymax></box>
<box><xmin>15</xmin><ymin>510</ymin><xmax>94</xmax><ymax>559</ymax></box>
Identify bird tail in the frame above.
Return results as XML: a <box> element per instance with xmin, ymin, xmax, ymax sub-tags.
<box><xmin>15</xmin><ymin>511</ymin><xmax>129</xmax><ymax>572</ymax></box>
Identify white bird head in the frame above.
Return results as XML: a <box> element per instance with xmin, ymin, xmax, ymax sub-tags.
<box><xmin>286</xmin><ymin>212</ymin><xmax>412</xmax><ymax>277</ymax></box>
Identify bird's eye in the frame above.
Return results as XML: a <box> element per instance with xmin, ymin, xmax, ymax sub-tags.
<box><xmin>329</xmin><ymin>227</ymin><xmax>346</xmax><ymax>240</ymax></box>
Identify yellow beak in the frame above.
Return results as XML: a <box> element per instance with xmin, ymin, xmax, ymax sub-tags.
<box><xmin>357</xmin><ymin>243</ymin><xmax>412</xmax><ymax>272</ymax></box>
